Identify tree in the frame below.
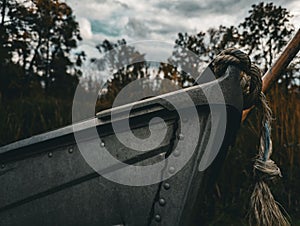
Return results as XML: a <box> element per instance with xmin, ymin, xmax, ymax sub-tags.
<box><xmin>91</xmin><ymin>39</ymin><xmax>148</xmax><ymax>110</ymax></box>
<box><xmin>238</xmin><ymin>2</ymin><xmax>294</xmax><ymax>73</ymax></box>
<box><xmin>206</xmin><ymin>25</ymin><xmax>240</xmax><ymax>59</ymax></box>
<box><xmin>0</xmin><ymin>0</ymin><xmax>84</xmax><ymax>145</ymax></box>
<box><xmin>158</xmin><ymin>25</ymin><xmax>242</xmax><ymax>87</ymax></box>
<box><xmin>159</xmin><ymin>32</ymin><xmax>207</xmax><ymax>87</ymax></box>
<box><xmin>0</xmin><ymin>0</ymin><xmax>25</xmax><ymax>100</ymax></box>
<box><xmin>0</xmin><ymin>0</ymin><xmax>84</xmax><ymax>99</ymax></box>
<box><xmin>90</xmin><ymin>39</ymin><xmax>185</xmax><ymax>111</ymax></box>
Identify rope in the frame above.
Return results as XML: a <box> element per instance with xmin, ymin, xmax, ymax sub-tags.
<box><xmin>210</xmin><ymin>48</ymin><xmax>290</xmax><ymax>226</ymax></box>
<box><xmin>209</xmin><ymin>47</ymin><xmax>262</xmax><ymax>110</ymax></box>
<box><xmin>250</xmin><ymin>120</ymin><xmax>290</xmax><ymax>226</ymax></box>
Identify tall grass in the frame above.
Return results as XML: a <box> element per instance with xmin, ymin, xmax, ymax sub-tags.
<box><xmin>0</xmin><ymin>96</ymin><xmax>73</xmax><ymax>146</ymax></box>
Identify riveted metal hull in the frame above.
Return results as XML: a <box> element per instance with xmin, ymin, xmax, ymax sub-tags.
<box><xmin>0</xmin><ymin>66</ymin><xmax>243</xmax><ymax>226</ymax></box>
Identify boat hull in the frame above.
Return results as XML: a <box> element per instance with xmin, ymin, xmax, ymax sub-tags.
<box><xmin>0</xmin><ymin>66</ymin><xmax>243</xmax><ymax>226</ymax></box>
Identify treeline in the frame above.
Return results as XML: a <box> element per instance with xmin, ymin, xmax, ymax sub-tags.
<box><xmin>0</xmin><ymin>1</ymin><xmax>299</xmax><ymax>223</ymax></box>
<box><xmin>0</xmin><ymin>0</ymin><xmax>84</xmax><ymax>144</ymax></box>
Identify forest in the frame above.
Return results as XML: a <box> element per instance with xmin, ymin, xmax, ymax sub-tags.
<box><xmin>0</xmin><ymin>0</ymin><xmax>299</xmax><ymax>224</ymax></box>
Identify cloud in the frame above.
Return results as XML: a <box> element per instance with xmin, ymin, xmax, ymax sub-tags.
<box><xmin>155</xmin><ymin>0</ymin><xmax>243</xmax><ymax>17</ymax></box>
<box><xmin>114</xmin><ymin>0</ymin><xmax>129</xmax><ymax>9</ymax></box>
<box><xmin>125</xmin><ymin>17</ymin><xmax>150</xmax><ymax>38</ymax></box>
<box><xmin>78</xmin><ymin>18</ymin><xmax>93</xmax><ymax>39</ymax></box>
<box><xmin>65</xmin><ymin>0</ymin><xmax>300</xmax><ymax>60</ymax></box>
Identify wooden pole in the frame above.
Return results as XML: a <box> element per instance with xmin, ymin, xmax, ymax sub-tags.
<box><xmin>242</xmin><ymin>29</ymin><xmax>300</xmax><ymax>122</ymax></box>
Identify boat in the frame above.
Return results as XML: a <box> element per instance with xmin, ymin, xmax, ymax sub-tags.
<box><xmin>0</xmin><ymin>66</ymin><xmax>243</xmax><ymax>226</ymax></box>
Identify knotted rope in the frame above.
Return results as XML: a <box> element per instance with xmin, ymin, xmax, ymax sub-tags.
<box><xmin>209</xmin><ymin>48</ymin><xmax>290</xmax><ymax>226</ymax></box>
<box><xmin>209</xmin><ymin>47</ymin><xmax>262</xmax><ymax>109</ymax></box>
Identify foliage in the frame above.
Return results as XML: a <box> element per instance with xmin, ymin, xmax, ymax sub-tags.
<box><xmin>239</xmin><ymin>2</ymin><xmax>294</xmax><ymax>73</ymax></box>
<box><xmin>0</xmin><ymin>0</ymin><xmax>83</xmax><ymax>144</ymax></box>
<box><xmin>91</xmin><ymin>39</ymin><xmax>148</xmax><ymax>110</ymax></box>
<box><xmin>0</xmin><ymin>0</ymin><xmax>84</xmax><ymax>99</ymax></box>
<box><xmin>91</xmin><ymin>39</ymin><xmax>182</xmax><ymax>111</ymax></box>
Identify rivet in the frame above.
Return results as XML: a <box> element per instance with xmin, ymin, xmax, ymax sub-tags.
<box><xmin>48</xmin><ymin>152</ymin><xmax>53</xmax><ymax>158</ymax></box>
<box><xmin>169</xmin><ymin>166</ymin><xmax>175</xmax><ymax>174</ymax></box>
<box><xmin>178</xmin><ymin>133</ymin><xmax>184</xmax><ymax>140</ymax></box>
<box><xmin>68</xmin><ymin>147</ymin><xmax>74</xmax><ymax>153</ymax></box>
<box><xmin>159</xmin><ymin>198</ymin><xmax>166</xmax><ymax>206</ymax></box>
<box><xmin>1</xmin><ymin>164</ymin><xmax>5</xmax><ymax>169</ymax></box>
<box><xmin>173</xmin><ymin>150</ymin><xmax>180</xmax><ymax>157</ymax></box>
<box><xmin>100</xmin><ymin>142</ymin><xmax>105</xmax><ymax>147</ymax></box>
<box><xmin>163</xmin><ymin>183</ymin><xmax>170</xmax><ymax>190</ymax></box>
<box><xmin>154</xmin><ymin>214</ymin><xmax>161</xmax><ymax>222</ymax></box>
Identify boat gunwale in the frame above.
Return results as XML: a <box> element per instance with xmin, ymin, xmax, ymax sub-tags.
<box><xmin>0</xmin><ymin>66</ymin><xmax>242</xmax><ymax>156</ymax></box>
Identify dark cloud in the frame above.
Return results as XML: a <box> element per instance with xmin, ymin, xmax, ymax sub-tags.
<box><xmin>155</xmin><ymin>1</ymin><xmax>204</xmax><ymax>13</ymax></box>
<box><xmin>68</xmin><ymin>0</ymin><xmax>299</xmax><ymax>45</ymax></box>
<box><xmin>154</xmin><ymin>0</ymin><xmax>295</xmax><ymax>17</ymax></box>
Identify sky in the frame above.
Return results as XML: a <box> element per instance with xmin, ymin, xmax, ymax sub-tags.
<box><xmin>64</xmin><ymin>0</ymin><xmax>300</xmax><ymax>59</ymax></box>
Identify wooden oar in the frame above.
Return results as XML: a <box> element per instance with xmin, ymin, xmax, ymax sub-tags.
<box><xmin>242</xmin><ymin>28</ymin><xmax>300</xmax><ymax>122</ymax></box>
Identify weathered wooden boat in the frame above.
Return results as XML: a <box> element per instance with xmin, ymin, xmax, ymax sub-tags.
<box><xmin>0</xmin><ymin>66</ymin><xmax>243</xmax><ymax>226</ymax></box>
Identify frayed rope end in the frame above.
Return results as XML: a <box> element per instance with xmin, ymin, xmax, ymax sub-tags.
<box><xmin>249</xmin><ymin>181</ymin><xmax>290</xmax><ymax>226</ymax></box>
<box><xmin>249</xmin><ymin>97</ymin><xmax>290</xmax><ymax>226</ymax></box>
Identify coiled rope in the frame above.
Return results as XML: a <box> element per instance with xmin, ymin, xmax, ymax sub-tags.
<box><xmin>209</xmin><ymin>48</ymin><xmax>290</xmax><ymax>226</ymax></box>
